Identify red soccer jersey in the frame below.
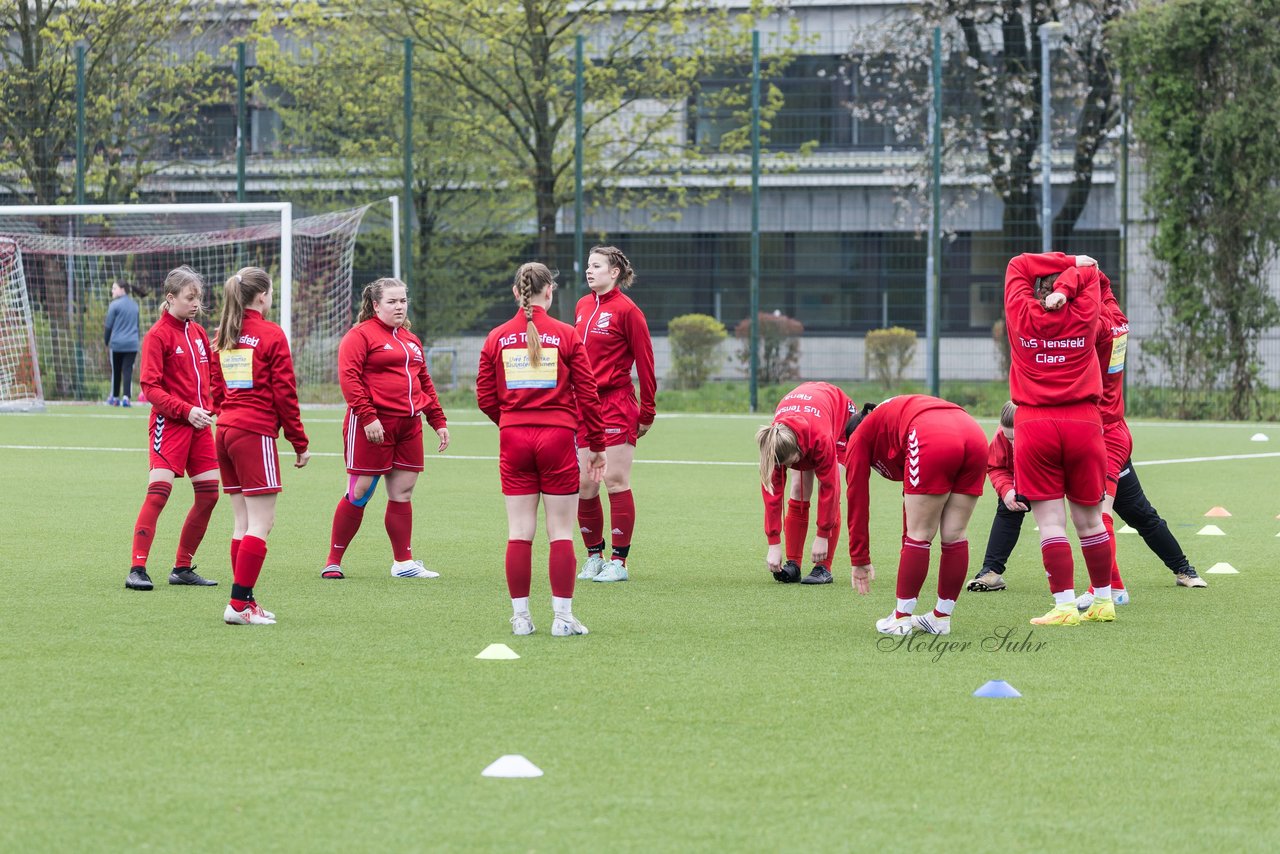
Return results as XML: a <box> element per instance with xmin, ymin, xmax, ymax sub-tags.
<box><xmin>209</xmin><ymin>310</ymin><xmax>308</xmax><ymax>454</ymax></box>
<box><xmin>843</xmin><ymin>394</ymin><xmax>966</xmax><ymax>566</ymax></box>
<box><xmin>987</xmin><ymin>430</ymin><xmax>1015</xmax><ymax>498</ymax></box>
<box><xmin>574</xmin><ymin>288</ymin><xmax>657</xmax><ymax>425</ymax></box>
<box><xmin>337</xmin><ymin>318</ymin><xmax>446</xmax><ymax>429</ymax></box>
<box><xmin>476</xmin><ymin>306</ymin><xmax>607</xmax><ymax>452</ymax></box>
<box><xmin>1004</xmin><ymin>253</ymin><xmax>1102</xmax><ymax>407</ymax></box>
<box><xmin>1095</xmin><ymin>273</ymin><xmax>1129</xmax><ymax>425</ymax></box>
<box><xmin>762</xmin><ymin>382</ymin><xmax>855</xmax><ymax>544</ymax></box>
<box><xmin>139</xmin><ymin>311</ymin><xmax>213</xmax><ymax>422</ymax></box>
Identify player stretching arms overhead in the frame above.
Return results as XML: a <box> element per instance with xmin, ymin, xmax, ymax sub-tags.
<box><xmin>1004</xmin><ymin>252</ymin><xmax>1115</xmax><ymax>627</ymax></box>
<box><xmin>844</xmin><ymin>395</ymin><xmax>988</xmax><ymax>635</ymax></box>
<box><xmin>125</xmin><ymin>266</ymin><xmax>220</xmax><ymax>591</ymax></box>
<box><xmin>210</xmin><ymin>267</ymin><xmax>310</xmax><ymax>625</ymax></box>
<box><xmin>574</xmin><ymin>245</ymin><xmax>656</xmax><ymax>584</ymax></box>
<box><xmin>755</xmin><ymin>382</ymin><xmax>857</xmax><ymax>585</ymax></box>
<box><xmin>477</xmin><ymin>262</ymin><xmax>607</xmax><ymax>636</ymax></box>
<box><xmin>322</xmin><ymin>278</ymin><xmax>450</xmax><ymax>580</ymax></box>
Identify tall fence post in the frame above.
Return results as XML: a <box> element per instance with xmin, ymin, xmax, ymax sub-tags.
<box><xmin>75</xmin><ymin>43</ymin><xmax>86</xmax><ymax>205</ymax></box>
<box><xmin>749</xmin><ymin>30</ymin><xmax>761</xmax><ymax>413</ymax></box>
<box><xmin>237</xmin><ymin>43</ymin><xmax>247</xmax><ymax>202</ymax></box>
<box><xmin>927</xmin><ymin>27</ymin><xmax>942</xmax><ymax>397</ymax></box>
<box><xmin>574</xmin><ymin>35</ymin><xmax>585</xmax><ymax>295</ymax></box>
<box><xmin>402</xmin><ymin>38</ymin><xmax>414</xmax><ymax>291</ymax></box>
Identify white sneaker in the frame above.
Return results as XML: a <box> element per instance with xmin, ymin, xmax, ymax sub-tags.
<box><xmin>1114</xmin><ymin>589</ymin><xmax>1130</xmax><ymax>606</ymax></box>
<box><xmin>1074</xmin><ymin>590</ymin><xmax>1096</xmax><ymax>611</ymax></box>
<box><xmin>224</xmin><ymin>602</ymin><xmax>276</xmax><ymax>625</ymax></box>
<box><xmin>592</xmin><ymin>558</ymin><xmax>629</xmax><ymax>583</ymax></box>
<box><xmin>876</xmin><ymin>613</ymin><xmax>913</xmax><ymax>635</ymax></box>
<box><xmin>577</xmin><ymin>554</ymin><xmax>605</xmax><ymax>580</ymax></box>
<box><xmin>911</xmin><ymin>613</ymin><xmax>951</xmax><ymax>635</ymax></box>
<box><xmin>391</xmin><ymin>560</ymin><xmax>439</xmax><ymax>579</ymax></box>
<box><xmin>551</xmin><ymin>613</ymin><xmax>589</xmax><ymax>636</ymax></box>
<box><xmin>510</xmin><ymin>612</ymin><xmax>535</xmax><ymax>636</ymax></box>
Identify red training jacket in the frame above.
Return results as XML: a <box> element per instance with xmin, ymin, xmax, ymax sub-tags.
<box><xmin>476</xmin><ymin>306</ymin><xmax>607</xmax><ymax>452</ymax></box>
<box><xmin>1004</xmin><ymin>253</ymin><xmax>1102</xmax><ymax>407</ymax></box>
<box><xmin>987</xmin><ymin>430</ymin><xmax>1015</xmax><ymax>499</ymax></box>
<box><xmin>140</xmin><ymin>311</ymin><xmax>213</xmax><ymax>424</ymax></box>
<box><xmin>209</xmin><ymin>309</ymin><xmax>308</xmax><ymax>454</ymax></box>
<box><xmin>843</xmin><ymin>395</ymin><xmax>968</xmax><ymax>567</ymax></box>
<box><xmin>762</xmin><ymin>382</ymin><xmax>855</xmax><ymax>545</ymax></box>
<box><xmin>338</xmin><ymin>318</ymin><xmax>446</xmax><ymax>429</ymax></box>
<box><xmin>1095</xmin><ymin>272</ymin><xmax>1129</xmax><ymax>426</ymax></box>
<box><xmin>574</xmin><ymin>288</ymin><xmax>657</xmax><ymax>426</ymax></box>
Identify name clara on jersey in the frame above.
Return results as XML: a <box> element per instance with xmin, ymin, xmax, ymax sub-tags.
<box><xmin>500</xmin><ymin>331</ymin><xmax>562</xmax><ymax>347</ymax></box>
<box><xmin>1018</xmin><ymin>335</ymin><xmax>1086</xmax><ymax>364</ymax></box>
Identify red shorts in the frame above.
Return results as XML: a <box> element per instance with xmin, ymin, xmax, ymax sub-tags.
<box><xmin>148</xmin><ymin>414</ymin><xmax>217</xmax><ymax>477</ymax></box>
<box><xmin>344</xmin><ymin>410</ymin><xmax>424</xmax><ymax>475</ymax></box>
<box><xmin>1103</xmin><ymin>420</ymin><xmax>1133</xmax><ymax>490</ymax></box>
<box><xmin>901</xmin><ymin>409</ymin><xmax>988</xmax><ymax>496</ymax></box>
<box><xmin>1014</xmin><ymin>403</ymin><xmax>1105</xmax><ymax>504</ymax></box>
<box><xmin>577</xmin><ymin>386</ymin><xmax>640</xmax><ymax>448</ymax></box>
<box><xmin>500</xmin><ymin>426</ymin><xmax>578</xmax><ymax>496</ymax></box>
<box><xmin>217</xmin><ymin>425</ymin><xmax>283</xmax><ymax>495</ymax></box>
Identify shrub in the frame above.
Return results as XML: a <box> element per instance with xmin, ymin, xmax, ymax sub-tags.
<box><xmin>864</xmin><ymin>327</ymin><xmax>917</xmax><ymax>387</ymax></box>
<box><xmin>667</xmin><ymin>313</ymin><xmax>727</xmax><ymax>390</ymax></box>
<box><xmin>734</xmin><ymin>312</ymin><xmax>803</xmax><ymax>384</ymax></box>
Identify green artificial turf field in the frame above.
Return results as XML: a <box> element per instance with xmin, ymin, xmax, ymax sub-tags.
<box><xmin>1</xmin><ymin>406</ymin><xmax>1278</xmax><ymax>851</ymax></box>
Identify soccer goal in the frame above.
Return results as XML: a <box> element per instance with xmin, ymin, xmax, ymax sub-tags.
<box><xmin>0</xmin><ymin>238</ymin><xmax>44</xmax><ymax>411</ymax></box>
<box><xmin>0</xmin><ymin>200</ymin><xmax>398</xmax><ymax>407</ymax></box>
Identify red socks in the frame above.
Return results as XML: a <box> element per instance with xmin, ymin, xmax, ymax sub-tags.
<box><xmin>938</xmin><ymin>539</ymin><xmax>969</xmax><ymax>603</ymax></box>
<box><xmin>1041</xmin><ymin>536</ymin><xmax>1075</xmax><ymax>594</ymax></box>
<box><xmin>783</xmin><ymin>499</ymin><xmax>810</xmax><ymax>564</ymax></box>
<box><xmin>384</xmin><ymin>499</ymin><xmax>413</xmax><ymax>561</ymax></box>
<box><xmin>578</xmin><ymin>496</ymin><xmax>605</xmax><ymax>550</ymax></box>
<box><xmin>824</xmin><ymin>516</ymin><xmax>841</xmax><ymax>570</ymax></box>
<box><xmin>231</xmin><ymin>537</ymin><xmax>241</xmax><ymax>570</ymax></box>
<box><xmin>608</xmin><ymin>490</ymin><xmax>636</xmax><ymax>553</ymax></box>
<box><xmin>230</xmin><ymin>535</ymin><xmax>267</xmax><ymax>607</ymax></box>
<box><xmin>505</xmin><ymin>539</ymin><xmax>533</xmax><ymax>599</ymax></box>
<box><xmin>131</xmin><ymin>481</ymin><xmax>173</xmax><ymax>567</ymax></box>
<box><xmin>1080</xmin><ymin>530</ymin><xmax>1114</xmax><ymax>590</ymax></box>
<box><xmin>895</xmin><ymin>535</ymin><xmax>932</xmax><ymax>605</ymax></box>
<box><xmin>175</xmin><ymin>480</ymin><xmax>219</xmax><ymax>567</ymax></box>
<box><xmin>1103</xmin><ymin>513</ymin><xmax>1125</xmax><ymax>589</ymax></box>
<box><xmin>549</xmin><ymin>539</ymin><xmax>576</xmax><ymax>598</ymax></box>
<box><xmin>328</xmin><ymin>496</ymin><xmax>366</xmax><ymax>566</ymax></box>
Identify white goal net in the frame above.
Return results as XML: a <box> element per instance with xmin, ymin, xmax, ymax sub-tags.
<box><xmin>0</xmin><ymin>238</ymin><xmax>43</xmax><ymax>411</ymax></box>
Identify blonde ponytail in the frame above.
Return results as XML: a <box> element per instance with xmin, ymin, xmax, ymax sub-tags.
<box><xmin>756</xmin><ymin>422</ymin><xmax>800</xmax><ymax>493</ymax></box>
<box><xmin>215</xmin><ymin>266</ymin><xmax>271</xmax><ymax>351</ymax></box>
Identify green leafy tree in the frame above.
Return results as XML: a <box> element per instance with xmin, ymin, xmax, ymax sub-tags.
<box><xmin>1112</xmin><ymin>0</ymin><xmax>1280</xmax><ymax>419</ymax></box>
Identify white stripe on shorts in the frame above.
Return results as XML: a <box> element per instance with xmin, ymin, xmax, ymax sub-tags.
<box><xmin>262</xmin><ymin>434</ymin><xmax>280</xmax><ymax>489</ymax></box>
<box><xmin>345</xmin><ymin>408</ymin><xmax>357</xmax><ymax>469</ymax></box>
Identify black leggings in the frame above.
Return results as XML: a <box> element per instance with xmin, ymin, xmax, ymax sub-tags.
<box><xmin>980</xmin><ymin>457</ymin><xmax>1190</xmax><ymax>575</ymax></box>
<box><xmin>111</xmin><ymin>350</ymin><xmax>137</xmax><ymax>399</ymax></box>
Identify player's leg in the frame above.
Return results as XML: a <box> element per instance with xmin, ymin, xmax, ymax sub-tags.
<box><xmin>128</xmin><ymin>467</ymin><xmax>176</xmax><ymax>590</ymax></box>
<box><xmin>876</xmin><ymin>491</ymin><xmax>947</xmax><ymax>635</ymax></box>
<box><xmin>594</xmin><ymin>442</ymin><xmax>635</xmax><ymax>583</ymax></box>
<box><xmin>576</xmin><ymin>442</ymin><xmax>607</xmax><ymax>576</ymax></box>
<box><xmin>323</xmin><ymin>409</ymin><xmax>382</xmax><ymax>579</ymax></box>
<box><xmin>546</xmin><ymin>491</ymin><xmax>589</xmax><ymax>635</ymax></box>
<box><xmin>385</xmin><ymin>467</ymin><xmax>434</xmax><ymax>577</ymax></box>
<box><xmin>970</xmin><ymin>501</ymin><xmax>1024</xmax><ymax>591</ymax></box>
<box><xmin>504</xmin><ymin>492</ymin><xmax>539</xmax><ymax>635</ymax></box>
<box><xmin>108</xmin><ymin>350</ymin><xmax>122</xmax><ymax>405</ymax></box>
<box><xmin>171</xmin><ymin>429</ymin><xmax>220</xmax><ymax>587</ymax></box>
<box><xmin>914</xmin><ymin>492</ymin><xmax>980</xmax><ymax>634</ymax></box>
<box><xmin>1113</xmin><ymin>459</ymin><xmax>1205</xmax><ymax>587</ymax></box>
<box><xmin>120</xmin><ymin>351</ymin><xmax>136</xmax><ymax>404</ymax></box>
<box><xmin>783</xmin><ymin>468</ymin><xmax>812</xmax><ymax>577</ymax></box>
<box><xmin>226</xmin><ymin>491</ymin><xmax>277</xmax><ymax>625</ymax></box>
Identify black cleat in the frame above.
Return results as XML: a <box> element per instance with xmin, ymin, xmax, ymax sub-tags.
<box><xmin>126</xmin><ymin>568</ymin><xmax>154</xmax><ymax>591</ymax></box>
<box><xmin>169</xmin><ymin>566</ymin><xmax>218</xmax><ymax>586</ymax></box>
<box><xmin>801</xmin><ymin>566</ymin><xmax>833</xmax><ymax>585</ymax></box>
<box><xmin>773</xmin><ymin>560</ymin><xmax>803</xmax><ymax>583</ymax></box>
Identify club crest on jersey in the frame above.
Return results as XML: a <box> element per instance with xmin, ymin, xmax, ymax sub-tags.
<box><xmin>406</xmin><ymin>342</ymin><xmax>423</xmax><ymax>360</ymax></box>
<box><xmin>596</xmin><ymin>312</ymin><xmax>612</xmax><ymax>330</ymax></box>
<box><xmin>195</xmin><ymin>339</ymin><xmax>207</xmax><ymax>359</ymax></box>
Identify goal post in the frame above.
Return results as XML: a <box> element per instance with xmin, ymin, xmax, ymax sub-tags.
<box><xmin>0</xmin><ymin>238</ymin><xmax>44</xmax><ymax>411</ymax></box>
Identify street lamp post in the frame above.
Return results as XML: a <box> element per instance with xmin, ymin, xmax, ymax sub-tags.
<box><xmin>1039</xmin><ymin>21</ymin><xmax>1064</xmax><ymax>252</ymax></box>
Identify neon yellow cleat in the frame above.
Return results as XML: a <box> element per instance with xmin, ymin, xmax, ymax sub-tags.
<box><xmin>1081</xmin><ymin>597</ymin><xmax>1116</xmax><ymax>622</ymax></box>
<box><xmin>1030</xmin><ymin>605</ymin><xmax>1080</xmax><ymax>627</ymax></box>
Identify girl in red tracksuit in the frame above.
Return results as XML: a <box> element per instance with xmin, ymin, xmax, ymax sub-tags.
<box><xmin>322</xmin><ymin>278</ymin><xmax>450</xmax><ymax>581</ymax></box>
<box><xmin>477</xmin><ymin>262</ymin><xmax>607</xmax><ymax>636</ymax></box>
<box><xmin>1004</xmin><ymin>251</ymin><xmax>1114</xmax><ymax>626</ymax></box>
<box><xmin>209</xmin><ymin>267</ymin><xmax>310</xmax><ymax>626</ymax></box>
<box><xmin>126</xmin><ymin>266</ymin><xmax>220</xmax><ymax>592</ymax></box>
<box><xmin>573</xmin><ymin>245</ymin><xmax>656</xmax><ymax>584</ymax></box>
<box><xmin>755</xmin><ymin>381</ymin><xmax>856</xmax><ymax>585</ymax></box>
<box><xmin>843</xmin><ymin>395</ymin><xmax>987</xmax><ymax>636</ymax></box>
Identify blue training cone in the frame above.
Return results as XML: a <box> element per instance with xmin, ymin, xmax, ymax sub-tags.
<box><xmin>973</xmin><ymin>680</ymin><xmax>1021</xmax><ymax>698</ymax></box>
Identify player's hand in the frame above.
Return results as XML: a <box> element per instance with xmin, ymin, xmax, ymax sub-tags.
<box><xmin>1075</xmin><ymin>254</ymin><xmax>1098</xmax><ymax>267</ymax></box>
<box><xmin>637</xmin><ymin>421</ymin><xmax>652</xmax><ymax>439</ymax></box>
<box><xmin>364</xmin><ymin>418</ymin><xmax>385</xmax><ymax>444</ymax></box>
<box><xmin>765</xmin><ymin>543</ymin><xmax>782</xmax><ymax>573</ymax></box>
<box><xmin>586</xmin><ymin>450</ymin><xmax>606</xmax><ymax>483</ymax></box>
<box><xmin>187</xmin><ymin>406</ymin><xmax>213</xmax><ymax>429</ymax></box>
<box><xmin>1044</xmin><ymin>292</ymin><xmax>1067</xmax><ymax>310</ymax></box>
<box><xmin>435</xmin><ymin>426</ymin><xmax>450</xmax><ymax>453</ymax></box>
<box><xmin>811</xmin><ymin>535</ymin><xmax>829</xmax><ymax>566</ymax></box>
<box><xmin>851</xmin><ymin>564</ymin><xmax>875</xmax><ymax>595</ymax></box>
<box><xmin>295</xmin><ymin>450</ymin><xmax>311</xmax><ymax>468</ymax></box>
<box><xmin>1003</xmin><ymin>489</ymin><xmax>1029</xmax><ymax>512</ymax></box>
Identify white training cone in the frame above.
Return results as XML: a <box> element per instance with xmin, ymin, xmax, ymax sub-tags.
<box><xmin>1117</xmin><ymin>525</ymin><xmax>1139</xmax><ymax>535</ymax></box>
<box><xmin>482</xmin><ymin>755</ymin><xmax>543</xmax><ymax>778</ymax></box>
<box><xmin>1206</xmin><ymin>562</ymin><xmax>1239</xmax><ymax>574</ymax></box>
<box><xmin>1251</xmin><ymin>433</ymin><xmax>1268</xmax><ymax>442</ymax></box>
<box><xmin>475</xmin><ymin>643</ymin><xmax>520</xmax><ymax>660</ymax></box>
<box><xmin>1204</xmin><ymin>506</ymin><xmax>1232</xmax><ymax>517</ymax></box>
<box><xmin>1196</xmin><ymin>525</ymin><xmax>1226</xmax><ymax>536</ymax></box>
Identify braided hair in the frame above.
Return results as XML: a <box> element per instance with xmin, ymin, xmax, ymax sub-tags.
<box><xmin>514</xmin><ymin>262</ymin><xmax>556</xmax><ymax>367</ymax></box>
